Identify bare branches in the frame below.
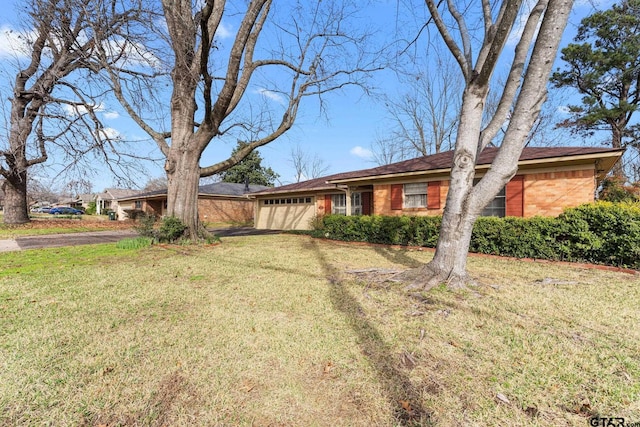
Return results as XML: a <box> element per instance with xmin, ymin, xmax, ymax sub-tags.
<box><xmin>425</xmin><ymin>0</ymin><xmax>471</xmax><ymax>80</ymax></box>
<box><xmin>479</xmin><ymin>0</ymin><xmax>549</xmax><ymax>150</ymax></box>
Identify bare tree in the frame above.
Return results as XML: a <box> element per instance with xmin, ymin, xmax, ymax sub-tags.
<box><xmin>398</xmin><ymin>0</ymin><xmax>574</xmax><ymax>289</ymax></box>
<box><xmin>374</xmin><ymin>54</ymin><xmax>462</xmax><ymax>162</ymax></box>
<box><xmin>144</xmin><ymin>176</ymin><xmax>168</xmax><ymax>191</ymax></box>
<box><xmin>100</xmin><ymin>0</ymin><xmax>380</xmax><ymax>238</ymax></box>
<box><xmin>61</xmin><ymin>179</ymin><xmax>93</xmax><ymax>197</ymax></box>
<box><xmin>0</xmin><ymin>0</ymin><xmax>148</xmax><ymax>224</ymax></box>
<box><xmin>290</xmin><ymin>144</ymin><xmax>329</xmax><ymax>182</ymax></box>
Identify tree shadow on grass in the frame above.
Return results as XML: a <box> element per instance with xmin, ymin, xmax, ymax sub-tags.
<box><xmin>372</xmin><ymin>246</ymin><xmax>426</xmax><ymax>269</ymax></box>
<box><xmin>304</xmin><ymin>239</ymin><xmax>434</xmax><ymax>426</ymax></box>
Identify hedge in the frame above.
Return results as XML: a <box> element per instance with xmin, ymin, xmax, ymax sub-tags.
<box><xmin>317</xmin><ymin>202</ymin><xmax>640</xmax><ymax>269</ymax></box>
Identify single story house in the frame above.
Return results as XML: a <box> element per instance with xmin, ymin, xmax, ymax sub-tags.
<box><xmin>117</xmin><ymin>182</ymin><xmax>269</xmax><ymax>223</ymax></box>
<box><xmin>96</xmin><ymin>188</ymin><xmax>142</xmax><ymax>218</ymax></box>
<box><xmin>250</xmin><ymin>146</ymin><xmax>624</xmax><ymax>230</ymax></box>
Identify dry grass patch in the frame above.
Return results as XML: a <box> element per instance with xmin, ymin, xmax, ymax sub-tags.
<box><xmin>0</xmin><ymin>234</ymin><xmax>638</xmax><ymax>426</ymax></box>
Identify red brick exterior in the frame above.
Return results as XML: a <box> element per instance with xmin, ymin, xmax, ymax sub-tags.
<box><xmin>372</xmin><ymin>168</ymin><xmax>595</xmax><ymax>218</ymax></box>
<box><xmin>141</xmin><ymin>198</ymin><xmax>255</xmax><ymax>223</ymax></box>
<box><xmin>374</xmin><ymin>181</ymin><xmax>448</xmax><ymax>217</ymax></box>
<box><xmin>523</xmin><ymin>169</ymin><xmax>595</xmax><ymax>217</ymax></box>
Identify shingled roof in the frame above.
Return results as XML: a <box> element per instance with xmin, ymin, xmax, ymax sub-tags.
<box><xmin>250</xmin><ymin>146</ymin><xmax>623</xmax><ymax>195</ymax></box>
<box><xmin>117</xmin><ymin>182</ymin><xmax>270</xmax><ymax>201</ymax></box>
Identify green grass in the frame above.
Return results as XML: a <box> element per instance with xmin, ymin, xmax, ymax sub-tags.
<box><xmin>0</xmin><ymin>216</ymin><xmax>131</xmax><ymax>239</ymax></box>
<box><xmin>0</xmin><ymin>234</ymin><xmax>638</xmax><ymax>426</ymax></box>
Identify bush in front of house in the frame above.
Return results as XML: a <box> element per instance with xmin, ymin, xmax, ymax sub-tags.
<box><xmin>554</xmin><ymin>201</ymin><xmax>640</xmax><ymax>268</ymax></box>
<box><xmin>134</xmin><ymin>214</ymin><xmax>188</xmax><ymax>243</ymax></box>
<box><xmin>317</xmin><ymin>202</ymin><xmax>640</xmax><ymax>269</ymax></box>
<box><xmin>321</xmin><ymin>214</ymin><xmax>441</xmax><ymax>246</ymax></box>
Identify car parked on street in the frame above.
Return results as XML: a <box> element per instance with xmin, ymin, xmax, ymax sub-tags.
<box><xmin>49</xmin><ymin>207</ymin><xmax>84</xmax><ymax>215</ymax></box>
<box><xmin>31</xmin><ymin>207</ymin><xmax>51</xmax><ymax>213</ymax></box>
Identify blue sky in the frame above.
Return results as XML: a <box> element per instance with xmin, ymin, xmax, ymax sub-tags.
<box><xmin>0</xmin><ymin>0</ymin><xmax>616</xmax><ymax>191</ymax></box>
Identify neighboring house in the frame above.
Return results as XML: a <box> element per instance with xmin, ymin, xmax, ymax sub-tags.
<box><xmin>250</xmin><ymin>146</ymin><xmax>624</xmax><ymax>230</ymax></box>
<box><xmin>77</xmin><ymin>193</ymin><xmax>96</xmax><ymax>210</ymax></box>
<box><xmin>117</xmin><ymin>182</ymin><xmax>270</xmax><ymax>223</ymax></box>
<box><xmin>96</xmin><ymin>188</ymin><xmax>141</xmax><ymax>218</ymax></box>
<box><xmin>57</xmin><ymin>197</ymin><xmax>80</xmax><ymax>208</ymax></box>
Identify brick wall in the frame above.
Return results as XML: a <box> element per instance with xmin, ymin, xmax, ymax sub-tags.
<box><xmin>317</xmin><ymin>195</ymin><xmax>330</xmax><ymax>216</ymax></box>
<box><xmin>374</xmin><ymin>182</ymin><xmax>448</xmax><ymax>216</ymax></box>
<box><xmin>198</xmin><ymin>198</ymin><xmax>254</xmax><ymax>223</ymax></box>
<box><xmin>523</xmin><ymin>169</ymin><xmax>595</xmax><ymax>217</ymax></box>
<box><xmin>371</xmin><ymin>169</ymin><xmax>595</xmax><ymax>218</ymax></box>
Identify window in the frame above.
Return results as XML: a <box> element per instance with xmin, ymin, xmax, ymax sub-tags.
<box><xmin>331</xmin><ymin>194</ymin><xmax>347</xmax><ymax>215</ymax></box>
<box><xmin>404</xmin><ymin>183</ymin><xmax>427</xmax><ymax>208</ymax></box>
<box><xmin>474</xmin><ymin>178</ymin><xmax>506</xmax><ymax>217</ymax></box>
<box><xmin>262</xmin><ymin>197</ymin><xmax>313</xmax><ymax>205</ymax></box>
<box><xmin>351</xmin><ymin>192</ymin><xmax>362</xmax><ymax>215</ymax></box>
<box><xmin>135</xmin><ymin>200</ymin><xmax>142</xmax><ymax>209</ymax></box>
<box><xmin>331</xmin><ymin>193</ymin><xmax>362</xmax><ymax>215</ymax></box>
<box><xmin>481</xmin><ymin>186</ymin><xmax>506</xmax><ymax>217</ymax></box>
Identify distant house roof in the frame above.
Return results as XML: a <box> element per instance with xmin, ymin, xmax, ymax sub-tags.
<box><xmin>77</xmin><ymin>193</ymin><xmax>96</xmax><ymax>203</ymax></box>
<box><xmin>250</xmin><ymin>146</ymin><xmax>624</xmax><ymax>196</ymax></box>
<box><xmin>98</xmin><ymin>188</ymin><xmax>141</xmax><ymax>200</ymax></box>
<box><xmin>117</xmin><ymin>182</ymin><xmax>270</xmax><ymax>201</ymax></box>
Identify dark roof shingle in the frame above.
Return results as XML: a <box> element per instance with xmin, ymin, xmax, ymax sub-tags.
<box><xmin>250</xmin><ymin>146</ymin><xmax>623</xmax><ymax>195</ymax></box>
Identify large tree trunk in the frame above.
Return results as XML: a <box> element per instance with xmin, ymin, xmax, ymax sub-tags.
<box><xmin>165</xmin><ymin>149</ymin><xmax>202</xmax><ymax>240</ymax></box>
<box><xmin>2</xmin><ymin>172</ymin><xmax>30</xmax><ymax>224</ymax></box>
<box><xmin>399</xmin><ymin>87</ymin><xmax>486</xmax><ymax>289</ymax></box>
<box><xmin>611</xmin><ymin>124</ymin><xmax>626</xmax><ymax>179</ymax></box>
<box><xmin>403</xmin><ymin>0</ymin><xmax>574</xmax><ymax>291</ymax></box>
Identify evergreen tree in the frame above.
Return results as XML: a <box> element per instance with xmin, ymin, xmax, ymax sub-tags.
<box><xmin>551</xmin><ymin>0</ymin><xmax>640</xmax><ymax>178</ymax></box>
<box><xmin>220</xmin><ymin>142</ymin><xmax>279</xmax><ymax>187</ymax></box>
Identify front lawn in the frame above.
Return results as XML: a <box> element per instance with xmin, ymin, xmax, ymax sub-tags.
<box><xmin>0</xmin><ymin>234</ymin><xmax>638</xmax><ymax>426</ymax></box>
<box><xmin>0</xmin><ymin>215</ymin><xmax>134</xmax><ymax>239</ymax></box>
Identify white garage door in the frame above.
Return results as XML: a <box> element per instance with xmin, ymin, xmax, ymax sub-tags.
<box><xmin>256</xmin><ymin>196</ymin><xmax>316</xmax><ymax>230</ymax></box>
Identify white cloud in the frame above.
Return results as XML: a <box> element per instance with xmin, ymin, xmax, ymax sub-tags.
<box><xmin>350</xmin><ymin>146</ymin><xmax>373</xmax><ymax>159</ymax></box>
<box><xmin>0</xmin><ymin>25</ymin><xmax>32</xmax><ymax>58</ymax></box>
<box><xmin>216</xmin><ymin>22</ymin><xmax>233</xmax><ymax>40</ymax></box>
<box><xmin>103</xmin><ymin>111</ymin><xmax>120</xmax><ymax>120</ymax></box>
<box><xmin>103</xmin><ymin>38</ymin><xmax>162</xmax><ymax>70</ymax></box>
<box><xmin>506</xmin><ymin>0</ymin><xmax>540</xmax><ymax>47</ymax></box>
<box><xmin>256</xmin><ymin>88</ymin><xmax>286</xmax><ymax>105</ymax></box>
<box><xmin>557</xmin><ymin>105</ymin><xmax>571</xmax><ymax>114</ymax></box>
<box><xmin>63</xmin><ymin>103</ymin><xmax>106</xmax><ymax>117</ymax></box>
<box><xmin>97</xmin><ymin>127</ymin><xmax>122</xmax><ymax>140</ymax></box>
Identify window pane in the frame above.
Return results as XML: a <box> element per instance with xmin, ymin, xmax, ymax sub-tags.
<box><xmin>481</xmin><ymin>187</ymin><xmax>506</xmax><ymax>217</ymax></box>
<box><xmin>405</xmin><ymin>194</ymin><xmax>427</xmax><ymax>208</ymax></box>
<box><xmin>404</xmin><ymin>183</ymin><xmax>426</xmax><ymax>195</ymax></box>
<box><xmin>332</xmin><ymin>194</ymin><xmax>346</xmax><ymax>215</ymax></box>
<box><xmin>404</xmin><ymin>183</ymin><xmax>427</xmax><ymax>208</ymax></box>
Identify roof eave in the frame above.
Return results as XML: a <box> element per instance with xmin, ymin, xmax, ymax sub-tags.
<box><xmin>327</xmin><ymin>150</ymin><xmax>625</xmax><ymax>185</ymax></box>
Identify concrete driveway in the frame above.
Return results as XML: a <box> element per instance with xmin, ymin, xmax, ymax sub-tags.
<box><xmin>0</xmin><ymin>227</ymin><xmax>280</xmax><ymax>252</ymax></box>
<box><xmin>0</xmin><ymin>230</ymin><xmax>138</xmax><ymax>252</ymax></box>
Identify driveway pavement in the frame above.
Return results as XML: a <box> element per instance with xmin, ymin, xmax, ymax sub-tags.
<box><xmin>0</xmin><ymin>230</ymin><xmax>138</xmax><ymax>252</ymax></box>
<box><xmin>0</xmin><ymin>227</ymin><xmax>280</xmax><ymax>252</ymax></box>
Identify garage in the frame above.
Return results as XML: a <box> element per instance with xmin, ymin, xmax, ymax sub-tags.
<box><xmin>255</xmin><ymin>195</ymin><xmax>317</xmax><ymax>230</ymax></box>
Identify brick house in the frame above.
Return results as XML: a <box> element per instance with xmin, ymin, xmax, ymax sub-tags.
<box><xmin>96</xmin><ymin>188</ymin><xmax>142</xmax><ymax>217</ymax></box>
<box><xmin>117</xmin><ymin>182</ymin><xmax>269</xmax><ymax>223</ymax></box>
<box><xmin>250</xmin><ymin>147</ymin><xmax>623</xmax><ymax>230</ymax></box>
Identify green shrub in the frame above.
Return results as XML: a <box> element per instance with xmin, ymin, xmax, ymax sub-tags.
<box><xmin>598</xmin><ymin>176</ymin><xmax>640</xmax><ymax>202</ymax></box>
<box><xmin>319</xmin><ymin>202</ymin><xmax>640</xmax><ymax>269</ymax></box>
<box><xmin>134</xmin><ymin>215</ymin><xmax>188</xmax><ymax>243</ymax></box>
<box><xmin>471</xmin><ymin>216</ymin><xmax>560</xmax><ymax>260</ymax></box>
<box><xmin>321</xmin><ymin>214</ymin><xmax>441</xmax><ymax>246</ymax></box>
<box><xmin>85</xmin><ymin>201</ymin><xmax>97</xmax><ymax>215</ymax></box>
<box><xmin>157</xmin><ymin>216</ymin><xmax>187</xmax><ymax>243</ymax></box>
<box><xmin>134</xmin><ymin>214</ymin><xmax>157</xmax><ymax>238</ymax></box>
<box><xmin>556</xmin><ymin>202</ymin><xmax>640</xmax><ymax>267</ymax></box>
